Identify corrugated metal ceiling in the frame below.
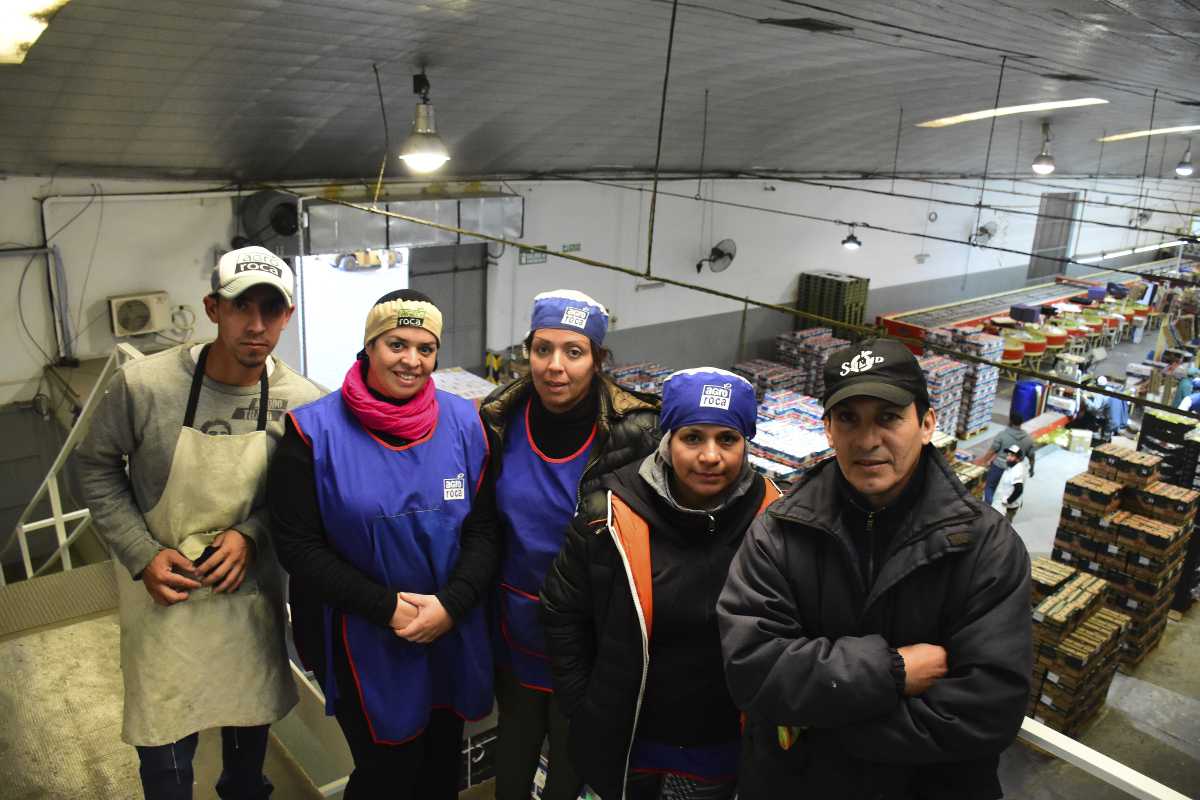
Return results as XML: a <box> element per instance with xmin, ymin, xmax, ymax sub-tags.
<box><xmin>0</xmin><ymin>0</ymin><xmax>1198</xmax><ymax>181</ymax></box>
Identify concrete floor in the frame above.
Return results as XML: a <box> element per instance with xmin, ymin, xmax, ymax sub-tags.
<box><xmin>0</xmin><ymin>614</ymin><xmax>321</xmax><ymax>800</ymax></box>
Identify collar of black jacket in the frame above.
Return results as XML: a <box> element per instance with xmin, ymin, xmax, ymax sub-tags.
<box><xmin>774</xmin><ymin>445</ymin><xmax>981</xmax><ymax>546</ymax></box>
<box><xmin>602</xmin><ymin>459</ymin><xmax>765</xmax><ymax>544</ymax></box>
<box><xmin>479</xmin><ymin>372</ymin><xmax>659</xmax><ymax>443</ymax></box>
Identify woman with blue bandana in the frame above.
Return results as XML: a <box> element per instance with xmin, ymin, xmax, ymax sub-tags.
<box><xmin>541</xmin><ymin>368</ymin><xmax>781</xmax><ymax>800</ymax></box>
<box><xmin>477</xmin><ymin>290</ymin><xmax>661</xmax><ymax>800</ymax></box>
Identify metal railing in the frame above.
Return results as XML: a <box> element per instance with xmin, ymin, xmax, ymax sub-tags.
<box><xmin>1</xmin><ymin>343</ymin><xmax>144</xmax><ymax>587</ymax></box>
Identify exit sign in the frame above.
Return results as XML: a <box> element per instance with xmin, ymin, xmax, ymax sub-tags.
<box><xmin>519</xmin><ymin>245</ymin><xmax>548</xmax><ymax>265</ymax></box>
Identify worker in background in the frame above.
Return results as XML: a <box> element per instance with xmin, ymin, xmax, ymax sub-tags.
<box><xmin>990</xmin><ymin>445</ymin><xmax>1027</xmax><ymax>522</ymax></box>
<box><xmin>982</xmin><ymin>409</ymin><xmax>1035</xmax><ymax>504</ymax></box>
<box><xmin>477</xmin><ymin>290</ymin><xmax>660</xmax><ymax>800</ymax></box>
<box><xmin>718</xmin><ymin>338</ymin><xmax>1032</xmax><ymax>800</ymax></box>
<box><xmin>268</xmin><ymin>290</ymin><xmax>491</xmax><ymax>799</ymax></box>
<box><xmin>1171</xmin><ymin>364</ymin><xmax>1198</xmax><ymax>406</ymax></box>
<box><xmin>76</xmin><ymin>247</ymin><xmax>324</xmax><ymax>799</ymax></box>
<box><xmin>541</xmin><ymin>368</ymin><xmax>780</xmax><ymax>800</ymax></box>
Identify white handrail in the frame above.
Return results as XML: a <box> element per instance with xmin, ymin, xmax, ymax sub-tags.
<box><xmin>2</xmin><ymin>343</ymin><xmax>144</xmax><ymax>586</ymax></box>
<box><xmin>1017</xmin><ymin>717</ymin><xmax>1190</xmax><ymax>800</ymax></box>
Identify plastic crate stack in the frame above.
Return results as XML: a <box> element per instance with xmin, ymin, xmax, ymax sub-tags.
<box><xmin>796</xmin><ymin>270</ymin><xmax>870</xmax><ymax>337</ymax></box>
<box><xmin>800</xmin><ymin>334</ymin><xmax>851</xmax><ymax>400</ymax></box>
<box><xmin>1028</xmin><ymin>558</ymin><xmax>1130</xmax><ymax>735</ymax></box>
<box><xmin>732</xmin><ymin>359</ymin><xmax>806</xmax><ymax>400</ymax></box>
<box><xmin>952</xmin><ymin>331</ymin><xmax>1004</xmax><ymax>438</ymax></box>
<box><xmin>1052</xmin><ymin>445</ymin><xmax>1196</xmax><ymax>667</ymax></box>
<box><xmin>610</xmin><ymin>362</ymin><xmax>672</xmax><ymax>396</ymax></box>
<box><xmin>1137</xmin><ymin>411</ymin><xmax>1200</xmax><ymax>612</ymax></box>
<box><xmin>917</xmin><ymin>354</ymin><xmax>967</xmax><ymax>436</ymax></box>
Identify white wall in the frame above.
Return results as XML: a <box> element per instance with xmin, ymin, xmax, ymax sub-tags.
<box><xmin>2</xmin><ymin>173</ymin><xmax>1195</xmax><ymax>405</ymax></box>
<box><xmin>485</xmin><ymin>176</ymin><xmax>1198</xmax><ymax>349</ymax></box>
<box><xmin>0</xmin><ymin>176</ymin><xmax>244</xmax><ymax>405</ymax></box>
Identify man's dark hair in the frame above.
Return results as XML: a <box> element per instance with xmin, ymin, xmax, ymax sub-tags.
<box><xmin>915</xmin><ymin>397</ymin><xmax>931</xmax><ymax>421</ymax></box>
<box><xmin>1009</xmin><ymin>408</ymin><xmax>1025</xmax><ymax>427</ymax></box>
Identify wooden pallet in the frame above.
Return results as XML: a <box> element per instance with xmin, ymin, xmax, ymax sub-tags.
<box><xmin>958</xmin><ymin>424</ymin><xmax>989</xmax><ymax>441</ymax></box>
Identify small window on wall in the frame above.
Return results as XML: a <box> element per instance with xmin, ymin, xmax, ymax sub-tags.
<box><xmin>294</xmin><ymin>248</ymin><xmax>410</xmax><ymax>390</ymax></box>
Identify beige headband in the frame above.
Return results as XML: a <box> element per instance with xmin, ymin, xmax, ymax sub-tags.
<box><xmin>363</xmin><ymin>299</ymin><xmax>444</xmax><ymax>347</ymax></box>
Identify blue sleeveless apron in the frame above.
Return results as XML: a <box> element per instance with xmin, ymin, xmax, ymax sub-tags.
<box><xmin>290</xmin><ymin>388</ymin><xmax>490</xmax><ymax>743</ymax></box>
<box><xmin>494</xmin><ymin>399</ymin><xmax>594</xmax><ymax>691</ymax></box>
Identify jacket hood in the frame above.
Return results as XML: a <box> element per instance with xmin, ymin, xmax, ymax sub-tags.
<box><xmin>773</xmin><ymin>445</ymin><xmax>982</xmax><ymax>544</ymax></box>
<box><xmin>637</xmin><ymin>430</ymin><xmax>756</xmax><ymax>517</ymax></box>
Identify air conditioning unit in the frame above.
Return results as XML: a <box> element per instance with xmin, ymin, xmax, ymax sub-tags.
<box><xmin>108</xmin><ymin>291</ymin><xmax>170</xmax><ymax>337</ymax></box>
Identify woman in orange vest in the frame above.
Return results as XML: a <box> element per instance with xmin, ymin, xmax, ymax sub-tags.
<box><xmin>541</xmin><ymin>368</ymin><xmax>780</xmax><ymax>800</ymax></box>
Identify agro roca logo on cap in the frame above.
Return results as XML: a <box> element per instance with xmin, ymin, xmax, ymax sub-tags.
<box><xmin>699</xmin><ymin>383</ymin><xmax>733</xmax><ymax>410</ymax></box>
<box><xmin>443</xmin><ymin>473</ymin><xmax>466</xmax><ymax>501</ymax></box>
<box><xmin>560</xmin><ymin>306</ymin><xmax>590</xmax><ymax>328</ymax></box>
<box><xmin>395</xmin><ymin>309</ymin><xmax>427</xmax><ymax>328</ymax></box>
<box><xmin>840</xmin><ymin>350</ymin><xmax>886</xmax><ymax>377</ymax></box>
<box><xmin>234</xmin><ymin>259</ymin><xmax>282</xmax><ymax>278</ymax></box>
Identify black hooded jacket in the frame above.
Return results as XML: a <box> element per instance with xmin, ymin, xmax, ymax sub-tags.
<box><xmin>541</xmin><ymin>458</ymin><xmax>774</xmax><ymax>800</ymax></box>
<box><xmin>717</xmin><ymin>447</ymin><xmax>1032</xmax><ymax>800</ymax></box>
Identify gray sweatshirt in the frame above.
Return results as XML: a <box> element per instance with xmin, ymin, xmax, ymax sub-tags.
<box><xmin>76</xmin><ymin>344</ymin><xmax>325</xmax><ymax>578</ymax></box>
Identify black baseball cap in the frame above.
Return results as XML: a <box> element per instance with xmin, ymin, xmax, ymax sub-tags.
<box><xmin>822</xmin><ymin>338</ymin><xmax>931</xmax><ymax>412</ymax></box>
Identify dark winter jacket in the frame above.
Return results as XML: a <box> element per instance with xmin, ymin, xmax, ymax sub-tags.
<box><xmin>541</xmin><ymin>458</ymin><xmax>779</xmax><ymax>800</ymax></box>
<box><xmin>479</xmin><ymin>373</ymin><xmax>661</xmax><ymax>503</ymax></box>
<box><xmin>717</xmin><ymin>447</ymin><xmax>1032</xmax><ymax>800</ymax></box>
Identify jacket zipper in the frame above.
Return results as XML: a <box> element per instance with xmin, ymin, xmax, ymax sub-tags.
<box><xmin>865</xmin><ymin>511</ymin><xmax>876</xmax><ymax>586</ymax></box>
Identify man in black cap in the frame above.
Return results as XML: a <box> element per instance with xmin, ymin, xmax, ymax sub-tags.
<box><xmin>717</xmin><ymin>338</ymin><xmax>1031</xmax><ymax>800</ymax></box>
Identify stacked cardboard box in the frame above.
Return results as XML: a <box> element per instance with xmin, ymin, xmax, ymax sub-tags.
<box><xmin>772</xmin><ymin>327</ymin><xmax>849</xmax><ymax>397</ymax></box>
<box><xmin>1029</xmin><ymin>563</ymin><xmax>1130</xmax><ymax>735</ymax></box>
<box><xmin>610</xmin><ymin>362</ymin><xmax>672</xmax><ymax>395</ymax></box>
<box><xmin>732</xmin><ymin>359</ymin><xmax>806</xmax><ymax>400</ymax></box>
<box><xmin>1053</xmin><ymin>457</ymin><xmax>1195</xmax><ymax>666</ymax></box>
<box><xmin>917</xmin><ymin>354</ymin><xmax>968</xmax><ymax>436</ymax></box>
<box><xmin>1136</xmin><ymin>412</ymin><xmax>1200</xmax><ymax>612</ymax></box>
<box><xmin>953</xmin><ymin>332</ymin><xmax>1005</xmax><ymax>438</ymax></box>
<box><xmin>952</xmin><ymin>461</ymin><xmax>986</xmax><ymax>499</ymax></box>
<box><xmin>1032</xmin><ymin>557</ymin><xmax>1076</xmax><ymax>605</ymax></box>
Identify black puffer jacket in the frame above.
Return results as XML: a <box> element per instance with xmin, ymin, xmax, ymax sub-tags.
<box><xmin>541</xmin><ymin>460</ymin><xmax>774</xmax><ymax>800</ymax></box>
<box><xmin>718</xmin><ymin>447</ymin><xmax>1032</xmax><ymax>800</ymax></box>
<box><xmin>478</xmin><ymin>373</ymin><xmax>660</xmax><ymax>501</ymax></box>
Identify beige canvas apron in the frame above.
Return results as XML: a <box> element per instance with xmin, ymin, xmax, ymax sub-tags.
<box><xmin>116</xmin><ymin>345</ymin><xmax>297</xmax><ymax>746</ymax></box>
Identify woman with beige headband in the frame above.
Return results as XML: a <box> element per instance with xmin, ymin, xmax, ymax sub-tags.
<box><xmin>268</xmin><ymin>289</ymin><xmax>492</xmax><ymax>799</ymax></box>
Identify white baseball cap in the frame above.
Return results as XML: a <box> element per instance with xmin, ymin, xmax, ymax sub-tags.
<box><xmin>211</xmin><ymin>246</ymin><xmax>294</xmax><ymax>307</ymax></box>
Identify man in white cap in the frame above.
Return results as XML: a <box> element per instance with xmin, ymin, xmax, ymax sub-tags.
<box><xmin>990</xmin><ymin>445</ymin><xmax>1027</xmax><ymax>522</ymax></box>
<box><xmin>77</xmin><ymin>246</ymin><xmax>324</xmax><ymax>799</ymax></box>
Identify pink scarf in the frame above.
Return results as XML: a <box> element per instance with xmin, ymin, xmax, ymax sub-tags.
<box><xmin>341</xmin><ymin>360</ymin><xmax>439</xmax><ymax>441</ymax></box>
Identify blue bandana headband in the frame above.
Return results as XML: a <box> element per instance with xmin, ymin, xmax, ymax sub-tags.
<box><xmin>660</xmin><ymin>367</ymin><xmax>758</xmax><ymax>439</ymax></box>
<box><xmin>529</xmin><ymin>289</ymin><xmax>609</xmax><ymax>345</ymax></box>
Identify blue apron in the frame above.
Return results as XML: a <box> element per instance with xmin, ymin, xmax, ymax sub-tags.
<box><xmin>495</xmin><ymin>399</ymin><xmax>594</xmax><ymax>691</ymax></box>
<box><xmin>291</xmin><ymin>389</ymin><xmax>491</xmax><ymax>743</ymax></box>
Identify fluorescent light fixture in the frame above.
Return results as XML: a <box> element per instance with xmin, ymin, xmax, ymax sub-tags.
<box><xmin>915</xmin><ymin>98</ymin><xmax>1108</xmax><ymax>128</ymax></box>
<box><xmin>0</xmin><ymin>1</ymin><xmax>70</xmax><ymax>64</ymax></box>
<box><xmin>1098</xmin><ymin>125</ymin><xmax>1200</xmax><ymax>143</ymax></box>
<box><xmin>1076</xmin><ymin>240</ymin><xmax>1185</xmax><ymax>263</ymax></box>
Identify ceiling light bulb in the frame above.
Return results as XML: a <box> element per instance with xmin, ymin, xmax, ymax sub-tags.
<box><xmin>1032</xmin><ymin>121</ymin><xmax>1055</xmax><ymax>175</ymax></box>
<box><xmin>1177</xmin><ymin>146</ymin><xmax>1194</xmax><ymax>178</ymax></box>
<box><xmin>842</xmin><ymin>231</ymin><xmax>862</xmax><ymax>251</ymax></box>
<box><xmin>1032</xmin><ymin>150</ymin><xmax>1056</xmax><ymax>175</ymax></box>
<box><xmin>398</xmin><ymin>92</ymin><xmax>450</xmax><ymax>174</ymax></box>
